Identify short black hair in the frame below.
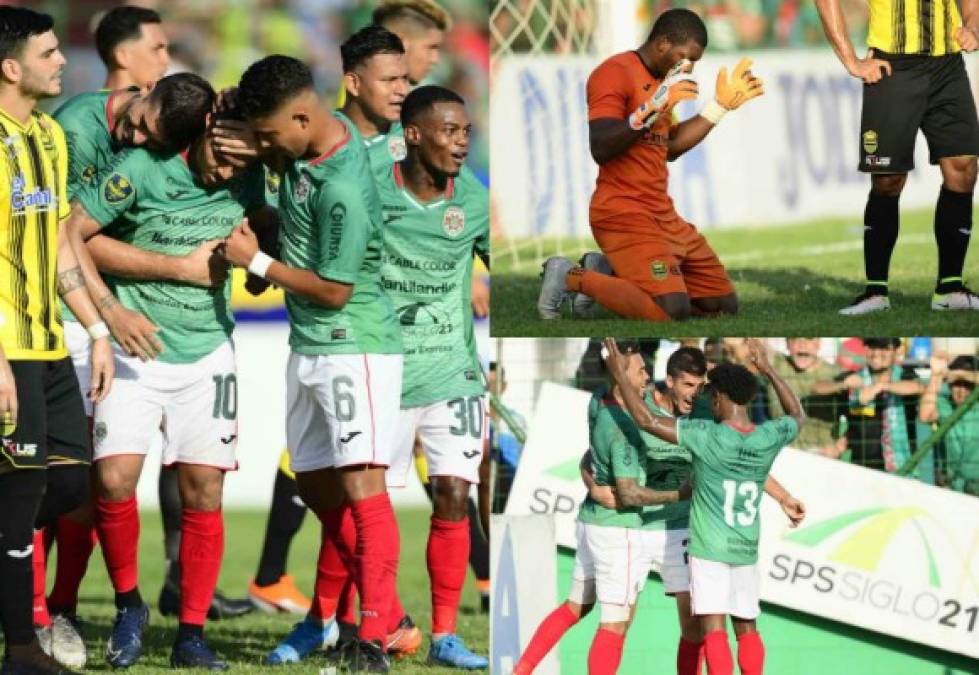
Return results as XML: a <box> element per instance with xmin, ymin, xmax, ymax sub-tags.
<box><xmin>238</xmin><ymin>55</ymin><xmax>314</xmax><ymax>120</ymax></box>
<box><xmin>401</xmin><ymin>84</ymin><xmax>463</xmax><ymax>127</ymax></box>
<box><xmin>149</xmin><ymin>73</ymin><xmax>214</xmax><ymax>152</ymax></box>
<box><xmin>373</xmin><ymin>0</ymin><xmax>450</xmax><ymax>32</ymax></box>
<box><xmin>341</xmin><ymin>25</ymin><xmax>404</xmax><ymax>73</ymax></box>
<box><xmin>949</xmin><ymin>355</ymin><xmax>979</xmax><ymax>373</ymax></box>
<box><xmin>667</xmin><ymin>346</ymin><xmax>707</xmax><ymax>378</ymax></box>
<box><xmin>648</xmin><ymin>8</ymin><xmax>708</xmax><ymax>48</ymax></box>
<box><xmin>94</xmin><ymin>6</ymin><xmax>162</xmax><ymax>68</ymax></box>
<box><xmin>0</xmin><ymin>6</ymin><xmax>54</xmax><ymax>62</ymax></box>
<box><xmin>863</xmin><ymin>337</ymin><xmax>901</xmax><ymax>350</ymax></box>
<box><xmin>709</xmin><ymin>363</ymin><xmax>758</xmax><ymax>406</ymax></box>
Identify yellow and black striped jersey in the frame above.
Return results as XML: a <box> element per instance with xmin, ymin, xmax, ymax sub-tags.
<box><xmin>0</xmin><ymin>106</ymin><xmax>70</xmax><ymax>361</ymax></box>
<box><xmin>867</xmin><ymin>0</ymin><xmax>964</xmax><ymax>56</ymax></box>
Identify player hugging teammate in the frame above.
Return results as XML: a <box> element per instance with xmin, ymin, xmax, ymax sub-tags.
<box><xmin>0</xmin><ymin>3</ymin><xmax>488</xmax><ymax>675</ymax></box>
<box><xmin>514</xmin><ymin>339</ymin><xmax>806</xmax><ymax>675</ymax></box>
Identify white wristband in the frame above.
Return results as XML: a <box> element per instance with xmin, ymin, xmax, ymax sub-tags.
<box><xmin>247</xmin><ymin>251</ymin><xmax>274</xmax><ymax>279</ymax></box>
<box><xmin>700</xmin><ymin>99</ymin><xmax>728</xmax><ymax>125</ymax></box>
<box><xmin>87</xmin><ymin>321</ymin><xmax>109</xmax><ymax>341</ymax></box>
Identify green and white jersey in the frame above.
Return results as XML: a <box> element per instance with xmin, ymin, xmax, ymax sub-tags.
<box><xmin>75</xmin><ymin>149</ymin><xmax>266</xmax><ymax>363</ymax></box>
<box><xmin>639</xmin><ymin>395</ymin><xmax>692</xmax><ymax>531</ymax></box>
<box><xmin>377</xmin><ymin>163</ymin><xmax>488</xmax><ymax>407</ymax></box>
<box><xmin>278</xmin><ymin>114</ymin><xmax>401</xmax><ymax>356</ymax></box>
<box><xmin>54</xmin><ymin>88</ymin><xmax>135</xmax><ymax>322</ymax></box>
<box><xmin>677</xmin><ymin>416</ymin><xmax>799</xmax><ymax>565</ymax></box>
<box><xmin>578</xmin><ymin>391</ymin><xmax>647</xmax><ymax>529</ymax></box>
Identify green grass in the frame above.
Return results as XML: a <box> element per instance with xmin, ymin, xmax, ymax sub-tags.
<box><xmin>491</xmin><ymin>208</ymin><xmax>979</xmax><ymax>336</ymax></box>
<box><xmin>26</xmin><ymin>508</ymin><xmax>487</xmax><ymax>673</ymax></box>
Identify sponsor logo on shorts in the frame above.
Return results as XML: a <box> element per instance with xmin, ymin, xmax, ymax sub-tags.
<box><xmin>464</xmin><ymin>370</ymin><xmax>477</xmax><ymax>381</ymax></box>
<box><xmin>442</xmin><ymin>206</ymin><xmax>465</xmax><ymax>237</ymax></box>
<box><xmin>93</xmin><ymin>421</ymin><xmax>108</xmax><ymax>447</ymax></box>
<box><xmin>388</xmin><ymin>135</ymin><xmax>407</xmax><ymax>161</ymax></box>
<box><xmin>220</xmin><ymin>434</ymin><xmax>236</xmax><ymax>445</ymax></box>
<box><xmin>331</xmin><ymin>328</ymin><xmax>347</xmax><ymax>340</ymax></box>
<box><xmin>103</xmin><ymin>173</ymin><xmax>132</xmax><ymax>203</ymax></box>
<box><xmin>865</xmin><ymin>155</ymin><xmax>891</xmax><ymax>167</ymax></box>
<box><xmin>339</xmin><ymin>431</ymin><xmax>362</xmax><ymax>444</ymax></box>
<box><xmin>293</xmin><ymin>174</ymin><xmax>311</xmax><ymax>204</ymax></box>
<box><xmin>862</xmin><ymin>130</ymin><xmax>878</xmax><ymax>154</ymax></box>
<box><xmin>2</xmin><ymin>439</ymin><xmax>37</xmax><ymax>457</ymax></box>
<box><xmin>463</xmin><ymin>449</ymin><xmax>480</xmax><ymax>459</ymax></box>
<box><xmin>650</xmin><ymin>260</ymin><xmax>669</xmax><ymax>281</ymax></box>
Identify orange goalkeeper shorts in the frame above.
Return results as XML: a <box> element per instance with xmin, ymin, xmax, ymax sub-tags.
<box><xmin>592</xmin><ymin>214</ymin><xmax>734</xmax><ymax>300</ymax></box>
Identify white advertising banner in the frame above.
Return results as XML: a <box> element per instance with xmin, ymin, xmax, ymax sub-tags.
<box><xmin>505</xmin><ymin>382</ymin><xmax>979</xmax><ymax>659</ymax></box>
<box><xmin>491</xmin><ymin>51</ymin><xmax>979</xmax><ymax>238</ymax></box>
<box><xmin>491</xmin><ymin>514</ymin><xmax>559</xmax><ymax>675</ymax></box>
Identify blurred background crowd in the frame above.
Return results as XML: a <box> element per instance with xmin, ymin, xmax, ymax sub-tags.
<box><xmin>490</xmin><ymin>337</ymin><xmax>979</xmax><ymax>512</ymax></box>
<box><xmin>13</xmin><ymin>0</ymin><xmax>490</xmax><ymax>182</ymax></box>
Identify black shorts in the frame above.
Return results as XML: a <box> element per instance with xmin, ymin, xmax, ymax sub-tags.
<box><xmin>859</xmin><ymin>51</ymin><xmax>979</xmax><ymax>173</ymax></box>
<box><xmin>1</xmin><ymin>358</ymin><xmax>89</xmax><ymax>470</ymax></box>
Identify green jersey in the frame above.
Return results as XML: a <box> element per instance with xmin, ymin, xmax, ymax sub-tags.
<box><xmin>54</xmin><ymin>88</ymin><xmax>135</xmax><ymax>322</ymax></box>
<box><xmin>578</xmin><ymin>391</ymin><xmax>647</xmax><ymax>529</ymax></box>
<box><xmin>639</xmin><ymin>395</ymin><xmax>692</xmax><ymax>531</ymax></box>
<box><xmin>677</xmin><ymin>416</ymin><xmax>799</xmax><ymax>565</ymax></box>
<box><xmin>377</xmin><ymin>163</ymin><xmax>488</xmax><ymax>407</ymax></box>
<box><xmin>278</xmin><ymin>114</ymin><xmax>400</xmax><ymax>355</ymax></box>
<box><xmin>937</xmin><ymin>388</ymin><xmax>979</xmax><ymax>491</ymax></box>
<box><xmin>75</xmin><ymin>149</ymin><xmax>266</xmax><ymax>363</ymax></box>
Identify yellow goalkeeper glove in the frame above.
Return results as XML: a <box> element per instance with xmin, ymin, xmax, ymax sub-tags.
<box><xmin>628</xmin><ymin>59</ymin><xmax>698</xmax><ymax>131</ymax></box>
<box><xmin>701</xmin><ymin>57</ymin><xmax>764</xmax><ymax>124</ymax></box>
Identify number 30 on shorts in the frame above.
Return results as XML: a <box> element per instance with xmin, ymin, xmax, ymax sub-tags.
<box><xmin>447</xmin><ymin>396</ymin><xmax>483</xmax><ymax>439</ymax></box>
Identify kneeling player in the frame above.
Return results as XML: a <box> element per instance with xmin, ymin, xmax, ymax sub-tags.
<box><xmin>605</xmin><ymin>338</ymin><xmax>806</xmax><ymax>675</ymax></box>
<box><xmin>515</xmin><ymin>343</ymin><xmax>689</xmax><ymax>675</ymax></box>
<box><xmin>537</xmin><ymin>9</ymin><xmax>762</xmax><ymax>322</ymax></box>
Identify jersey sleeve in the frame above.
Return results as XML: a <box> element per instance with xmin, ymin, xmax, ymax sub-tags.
<box><xmin>767</xmin><ymin>416</ymin><xmax>800</xmax><ymax>447</ymax></box>
<box><xmin>75</xmin><ymin>149</ymin><xmax>141</xmax><ymax>228</ymax></box>
<box><xmin>311</xmin><ymin>178</ymin><xmax>369</xmax><ymax>284</ymax></box>
<box><xmin>676</xmin><ymin>418</ymin><xmax>711</xmax><ymax>456</ymax></box>
<box><xmin>57</xmin><ymin>115</ymin><xmax>100</xmax><ymax>200</ymax></box>
<box><xmin>47</xmin><ymin>118</ymin><xmax>70</xmax><ymax>221</ymax></box>
<box><xmin>587</xmin><ymin>58</ymin><xmax>632</xmax><ymax>121</ymax></box>
<box><xmin>595</xmin><ymin>409</ymin><xmax>642</xmax><ymax>481</ymax></box>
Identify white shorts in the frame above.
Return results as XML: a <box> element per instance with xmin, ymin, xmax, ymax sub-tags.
<box><xmin>571</xmin><ymin>521</ymin><xmax>652</xmax><ymax>608</ymax></box>
<box><xmin>689</xmin><ymin>555</ymin><xmax>760</xmax><ymax>619</ymax></box>
<box><xmin>386</xmin><ymin>396</ymin><xmax>485</xmax><ymax>487</ymax></box>
<box><xmin>640</xmin><ymin>527</ymin><xmax>691</xmax><ymax>595</ymax></box>
<box><xmin>93</xmin><ymin>340</ymin><xmax>238</xmax><ymax>470</ymax></box>
<box><xmin>64</xmin><ymin>320</ymin><xmax>93</xmax><ymax>417</ymax></box>
<box><xmin>285</xmin><ymin>352</ymin><xmax>402</xmax><ymax>473</ymax></box>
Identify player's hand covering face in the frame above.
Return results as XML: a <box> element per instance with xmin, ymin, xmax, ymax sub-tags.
<box><xmin>409</xmin><ymin>101</ymin><xmax>470</xmax><ymax>177</ymax></box>
<box><xmin>13</xmin><ymin>30</ymin><xmax>65</xmax><ymax>99</ymax></box>
<box><xmin>714</xmin><ymin>58</ymin><xmax>764</xmax><ymax>110</ymax></box>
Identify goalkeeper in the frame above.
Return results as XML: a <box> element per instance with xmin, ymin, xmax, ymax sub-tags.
<box><xmin>537</xmin><ymin>8</ymin><xmax>763</xmax><ymax>322</ymax></box>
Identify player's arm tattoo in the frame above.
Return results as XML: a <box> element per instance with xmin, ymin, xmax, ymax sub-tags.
<box><xmin>614</xmin><ymin>477</ymin><xmax>679</xmax><ymax>507</ymax></box>
<box><xmin>97</xmin><ymin>294</ymin><xmax>119</xmax><ymax>311</ymax></box>
<box><xmin>57</xmin><ymin>266</ymin><xmax>86</xmax><ymax>297</ymax></box>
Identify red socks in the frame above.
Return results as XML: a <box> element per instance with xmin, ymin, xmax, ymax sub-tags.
<box><xmin>704</xmin><ymin>629</ymin><xmax>734</xmax><ymax>675</ymax></box>
<box><xmin>678</xmin><ymin>637</ymin><xmax>704</xmax><ymax>675</ymax></box>
<box><xmin>178</xmin><ymin>508</ymin><xmax>224</xmax><ymax>625</ymax></box>
<box><xmin>587</xmin><ymin>628</ymin><xmax>625</xmax><ymax>675</ymax></box>
<box><xmin>350</xmin><ymin>493</ymin><xmax>400</xmax><ymax>643</ymax></box>
<box><xmin>310</xmin><ymin>521</ymin><xmax>349</xmax><ymax>622</ymax></box>
<box><xmin>32</xmin><ymin>530</ymin><xmax>50</xmax><ymax>627</ymax></box>
<box><xmin>48</xmin><ymin>516</ymin><xmax>98</xmax><ymax>613</ymax></box>
<box><xmin>387</xmin><ymin>588</ymin><xmax>406</xmax><ymax>633</ymax></box>
<box><xmin>427</xmin><ymin>516</ymin><xmax>470</xmax><ymax>636</ymax></box>
<box><xmin>737</xmin><ymin>631</ymin><xmax>765</xmax><ymax>675</ymax></box>
<box><xmin>338</xmin><ymin>578</ymin><xmax>358</xmax><ymax>625</ymax></box>
<box><xmin>515</xmin><ymin>603</ymin><xmax>579</xmax><ymax>672</ymax></box>
<box><xmin>95</xmin><ymin>496</ymin><xmax>139</xmax><ymax>593</ymax></box>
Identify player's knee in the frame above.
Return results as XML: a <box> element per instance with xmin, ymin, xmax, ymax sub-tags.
<box><xmin>179</xmin><ymin>469</ymin><xmax>225</xmax><ymax>511</ymax></box>
<box><xmin>656</xmin><ymin>293</ymin><xmax>692</xmax><ymax>320</ymax></box>
<box><xmin>567</xmin><ymin>578</ymin><xmax>596</xmax><ymax>609</ymax></box>
<box><xmin>695</xmin><ymin>294</ymin><xmax>738</xmax><ymax>316</ymax></box>
<box><xmin>96</xmin><ymin>461</ymin><xmax>139</xmax><ymax>501</ymax></box>
<box><xmin>36</xmin><ymin>464</ymin><xmax>89</xmax><ymax>529</ymax></box>
<box><xmin>942</xmin><ymin>156</ymin><xmax>978</xmax><ymax>191</ymax></box>
<box><xmin>870</xmin><ymin>173</ymin><xmax>907</xmax><ymax>197</ymax></box>
<box><xmin>431</xmin><ymin>476</ymin><xmax>471</xmax><ymax>521</ymax></box>
<box><xmin>680</xmin><ymin>614</ymin><xmax>704</xmax><ymax>643</ymax></box>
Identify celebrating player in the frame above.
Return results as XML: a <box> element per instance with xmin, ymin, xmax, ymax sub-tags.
<box><xmin>537</xmin><ymin>8</ymin><xmax>762</xmax><ymax>322</ymax></box>
<box><xmin>232</xmin><ymin>55</ymin><xmax>403</xmax><ymax>673</ymax></box>
<box><xmin>815</xmin><ymin>0</ymin><xmax>979</xmax><ymax>314</ymax></box>
<box><xmin>62</xmin><ymin>85</ymin><xmax>281</xmax><ymax>670</ymax></box>
<box><xmin>514</xmin><ymin>342</ymin><xmax>689</xmax><ymax>675</ymax></box>
<box><xmin>605</xmin><ymin>338</ymin><xmax>806</xmax><ymax>675</ymax></box>
<box><xmin>0</xmin><ymin>6</ymin><xmax>115</xmax><ymax>675</ymax></box>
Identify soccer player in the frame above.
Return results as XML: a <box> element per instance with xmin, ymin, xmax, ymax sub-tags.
<box><xmin>815</xmin><ymin>0</ymin><xmax>979</xmax><ymax>314</ymax></box>
<box><xmin>63</xmin><ymin>87</ymin><xmax>280</xmax><ymax>670</ymax></box>
<box><xmin>605</xmin><ymin>338</ymin><xmax>806</xmax><ymax>675</ymax></box>
<box><xmin>376</xmin><ymin>84</ymin><xmax>489</xmax><ymax>669</ymax></box>
<box><xmin>94</xmin><ymin>5</ymin><xmax>169</xmax><ymax>92</ymax></box>
<box><xmin>0</xmin><ymin>6</ymin><xmax>115</xmax><ymax>674</ymax></box>
<box><xmin>514</xmin><ymin>342</ymin><xmax>689</xmax><ymax>675</ymax></box>
<box><xmin>373</xmin><ymin>0</ymin><xmax>449</xmax><ymax>86</ymax></box>
<box><xmin>231</xmin><ymin>55</ymin><xmax>403</xmax><ymax>673</ymax></box>
<box><xmin>537</xmin><ymin>8</ymin><xmax>762</xmax><ymax>322</ymax></box>
<box><xmin>583</xmin><ymin>345</ymin><xmax>805</xmax><ymax>675</ymax></box>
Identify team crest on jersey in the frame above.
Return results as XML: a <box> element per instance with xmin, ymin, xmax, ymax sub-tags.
<box><xmin>266</xmin><ymin>172</ymin><xmax>280</xmax><ymax>195</ymax></box>
<box><xmin>293</xmin><ymin>174</ymin><xmax>311</xmax><ymax>204</ymax></box>
<box><xmin>104</xmin><ymin>173</ymin><xmax>132</xmax><ymax>203</ymax></box>
<box><xmin>388</xmin><ymin>136</ymin><xmax>407</xmax><ymax>161</ymax></box>
<box><xmin>650</xmin><ymin>260</ymin><xmax>668</xmax><ymax>280</ymax></box>
<box><xmin>93</xmin><ymin>421</ymin><xmax>107</xmax><ymax>448</ymax></box>
<box><xmin>442</xmin><ymin>206</ymin><xmax>465</xmax><ymax>237</ymax></box>
<box><xmin>82</xmin><ymin>165</ymin><xmax>97</xmax><ymax>183</ymax></box>
<box><xmin>863</xmin><ymin>130</ymin><xmax>878</xmax><ymax>154</ymax></box>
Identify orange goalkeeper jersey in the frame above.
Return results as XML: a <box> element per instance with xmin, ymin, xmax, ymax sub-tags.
<box><xmin>587</xmin><ymin>51</ymin><xmax>679</xmax><ymax>230</ymax></box>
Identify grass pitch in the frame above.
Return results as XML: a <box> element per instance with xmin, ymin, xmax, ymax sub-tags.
<box><xmin>491</xmin><ymin>208</ymin><xmax>979</xmax><ymax>336</ymax></box>
<box><xmin>24</xmin><ymin>508</ymin><xmax>487</xmax><ymax>673</ymax></box>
